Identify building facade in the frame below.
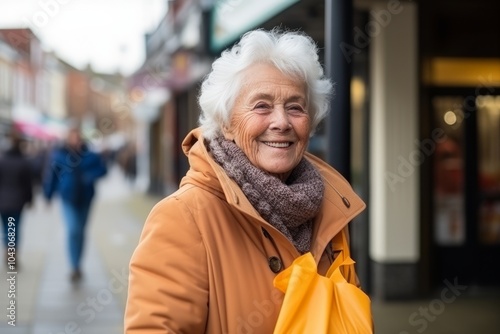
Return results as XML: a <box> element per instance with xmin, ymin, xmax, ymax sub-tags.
<box><xmin>128</xmin><ymin>0</ymin><xmax>211</xmax><ymax>194</ymax></box>
<box><xmin>0</xmin><ymin>28</ymin><xmax>130</xmax><ymax>153</ymax></box>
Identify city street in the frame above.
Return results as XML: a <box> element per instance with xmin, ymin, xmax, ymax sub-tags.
<box><xmin>0</xmin><ymin>165</ymin><xmax>158</xmax><ymax>334</ymax></box>
<box><xmin>1</xmin><ymin>165</ymin><xmax>499</xmax><ymax>333</ymax></box>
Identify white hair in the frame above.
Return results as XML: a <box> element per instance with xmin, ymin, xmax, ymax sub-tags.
<box><xmin>198</xmin><ymin>28</ymin><xmax>333</xmax><ymax>140</ymax></box>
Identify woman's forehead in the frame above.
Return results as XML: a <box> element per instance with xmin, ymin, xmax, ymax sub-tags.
<box><xmin>239</xmin><ymin>65</ymin><xmax>306</xmax><ymax>94</ymax></box>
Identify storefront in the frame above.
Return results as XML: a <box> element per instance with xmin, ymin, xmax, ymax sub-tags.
<box><xmin>359</xmin><ymin>0</ymin><xmax>500</xmax><ymax>298</ymax></box>
<box><xmin>129</xmin><ymin>0</ymin><xmax>211</xmax><ymax>196</ymax></box>
<box><xmin>420</xmin><ymin>0</ymin><xmax>500</xmax><ymax>292</ymax></box>
<box><xmin>423</xmin><ymin>59</ymin><xmax>500</xmax><ymax>288</ymax></box>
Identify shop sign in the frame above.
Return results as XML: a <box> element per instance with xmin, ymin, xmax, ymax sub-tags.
<box><xmin>209</xmin><ymin>0</ymin><xmax>300</xmax><ymax>54</ymax></box>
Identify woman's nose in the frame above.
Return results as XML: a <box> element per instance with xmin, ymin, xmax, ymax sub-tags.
<box><xmin>270</xmin><ymin>106</ymin><xmax>291</xmax><ymax>131</ymax></box>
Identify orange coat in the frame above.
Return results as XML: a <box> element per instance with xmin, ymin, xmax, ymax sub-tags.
<box><xmin>124</xmin><ymin>128</ymin><xmax>366</xmax><ymax>333</ymax></box>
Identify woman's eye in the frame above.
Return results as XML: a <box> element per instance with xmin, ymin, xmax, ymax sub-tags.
<box><xmin>288</xmin><ymin>105</ymin><xmax>305</xmax><ymax>112</ymax></box>
<box><xmin>254</xmin><ymin>103</ymin><xmax>270</xmax><ymax>110</ymax></box>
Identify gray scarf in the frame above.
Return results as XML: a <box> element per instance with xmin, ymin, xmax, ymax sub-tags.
<box><xmin>209</xmin><ymin>136</ymin><xmax>324</xmax><ymax>253</ymax></box>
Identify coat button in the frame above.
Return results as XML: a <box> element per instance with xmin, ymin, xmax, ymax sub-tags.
<box><xmin>268</xmin><ymin>256</ymin><xmax>282</xmax><ymax>273</ymax></box>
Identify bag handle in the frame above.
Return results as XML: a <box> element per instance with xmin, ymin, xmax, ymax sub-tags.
<box><xmin>326</xmin><ymin>227</ymin><xmax>357</xmax><ymax>284</ymax></box>
<box><xmin>331</xmin><ymin>227</ymin><xmax>350</xmax><ymax>258</ymax></box>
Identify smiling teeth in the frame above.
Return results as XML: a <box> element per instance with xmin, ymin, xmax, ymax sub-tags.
<box><xmin>265</xmin><ymin>142</ymin><xmax>290</xmax><ymax>148</ymax></box>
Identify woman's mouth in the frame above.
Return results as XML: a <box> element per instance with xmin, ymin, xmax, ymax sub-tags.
<box><xmin>264</xmin><ymin>142</ymin><xmax>292</xmax><ymax>148</ymax></box>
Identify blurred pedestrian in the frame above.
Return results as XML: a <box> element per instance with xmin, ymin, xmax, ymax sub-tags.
<box><xmin>30</xmin><ymin>140</ymin><xmax>52</xmax><ymax>191</ymax></box>
<box><xmin>125</xmin><ymin>29</ymin><xmax>368</xmax><ymax>333</ymax></box>
<box><xmin>0</xmin><ymin>129</ymin><xmax>33</xmax><ymax>268</ymax></box>
<box><xmin>43</xmin><ymin>127</ymin><xmax>107</xmax><ymax>282</ymax></box>
<box><xmin>118</xmin><ymin>141</ymin><xmax>137</xmax><ymax>183</ymax></box>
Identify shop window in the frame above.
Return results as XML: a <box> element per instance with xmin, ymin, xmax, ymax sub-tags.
<box><xmin>477</xmin><ymin>95</ymin><xmax>500</xmax><ymax>245</ymax></box>
<box><xmin>432</xmin><ymin>96</ymin><xmax>466</xmax><ymax>246</ymax></box>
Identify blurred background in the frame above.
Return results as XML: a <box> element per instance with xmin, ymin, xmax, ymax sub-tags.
<box><xmin>0</xmin><ymin>0</ymin><xmax>499</xmax><ymax>333</ymax></box>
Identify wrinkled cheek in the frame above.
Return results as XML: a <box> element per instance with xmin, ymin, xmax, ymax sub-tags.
<box><xmin>296</xmin><ymin>121</ymin><xmax>311</xmax><ymax>158</ymax></box>
<box><xmin>300</xmin><ymin>121</ymin><xmax>311</xmax><ymax>140</ymax></box>
<box><xmin>230</xmin><ymin>118</ymin><xmax>258</xmax><ymax>160</ymax></box>
<box><xmin>299</xmin><ymin>141</ymin><xmax>309</xmax><ymax>157</ymax></box>
<box><xmin>238</xmin><ymin>133</ymin><xmax>260</xmax><ymax>164</ymax></box>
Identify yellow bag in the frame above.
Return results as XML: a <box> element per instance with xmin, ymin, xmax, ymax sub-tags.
<box><xmin>273</xmin><ymin>228</ymin><xmax>373</xmax><ymax>334</ymax></box>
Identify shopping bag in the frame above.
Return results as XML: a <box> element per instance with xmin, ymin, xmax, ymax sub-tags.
<box><xmin>273</xmin><ymin>228</ymin><xmax>373</xmax><ymax>334</ymax></box>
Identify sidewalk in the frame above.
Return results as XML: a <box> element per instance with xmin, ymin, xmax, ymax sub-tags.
<box><xmin>372</xmin><ymin>294</ymin><xmax>500</xmax><ymax>333</ymax></box>
<box><xmin>0</xmin><ymin>165</ymin><xmax>159</xmax><ymax>333</ymax></box>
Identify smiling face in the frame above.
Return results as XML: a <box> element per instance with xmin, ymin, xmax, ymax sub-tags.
<box><xmin>223</xmin><ymin>63</ymin><xmax>311</xmax><ymax>181</ymax></box>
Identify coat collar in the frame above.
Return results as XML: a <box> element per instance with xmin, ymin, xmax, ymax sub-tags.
<box><xmin>181</xmin><ymin>128</ymin><xmax>366</xmax><ymax>259</ymax></box>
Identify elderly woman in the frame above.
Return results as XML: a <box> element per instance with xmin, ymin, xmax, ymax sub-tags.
<box><xmin>125</xmin><ymin>29</ymin><xmax>366</xmax><ymax>333</ymax></box>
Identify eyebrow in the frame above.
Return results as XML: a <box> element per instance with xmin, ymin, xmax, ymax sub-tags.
<box><xmin>248</xmin><ymin>92</ymin><xmax>307</xmax><ymax>104</ymax></box>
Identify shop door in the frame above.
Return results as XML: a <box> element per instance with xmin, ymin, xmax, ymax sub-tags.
<box><xmin>430</xmin><ymin>88</ymin><xmax>500</xmax><ymax>288</ymax></box>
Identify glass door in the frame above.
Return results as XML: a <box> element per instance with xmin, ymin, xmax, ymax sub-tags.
<box><xmin>430</xmin><ymin>89</ymin><xmax>500</xmax><ymax>288</ymax></box>
<box><xmin>432</xmin><ymin>96</ymin><xmax>466</xmax><ymax>247</ymax></box>
<box><xmin>477</xmin><ymin>96</ymin><xmax>500</xmax><ymax>246</ymax></box>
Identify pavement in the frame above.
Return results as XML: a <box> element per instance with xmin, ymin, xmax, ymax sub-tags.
<box><xmin>0</xmin><ymin>165</ymin><xmax>499</xmax><ymax>333</ymax></box>
<box><xmin>0</xmin><ymin>165</ymin><xmax>159</xmax><ymax>334</ymax></box>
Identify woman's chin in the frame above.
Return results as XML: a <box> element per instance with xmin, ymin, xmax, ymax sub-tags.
<box><xmin>261</xmin><ymin>164</ymin><xmax>295</xmax><ymax>180</ymax></box>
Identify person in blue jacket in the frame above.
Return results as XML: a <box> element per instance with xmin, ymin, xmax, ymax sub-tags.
<box><xmin>43</xmin><ymin>127</ymin><xmax>107</xmax><ymax>282</ymax></box>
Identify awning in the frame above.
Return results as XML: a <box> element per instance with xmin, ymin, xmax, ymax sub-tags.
<box><xmin>13</xmin><ymin>120</ymin><xmax>64</xmax><ymax>141</ymax></box>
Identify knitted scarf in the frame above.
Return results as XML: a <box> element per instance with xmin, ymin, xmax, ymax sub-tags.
<box><xmin>209</xmin><ymin>136</ymin><xmax>324</xmax><ymax>253</ymax></box>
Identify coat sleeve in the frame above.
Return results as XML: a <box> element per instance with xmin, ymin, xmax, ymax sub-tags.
<box><xmin>125</xmin><ymin>196</ymin><xmax>209</xmax><ymax>333</ymax></box>
<box><xmin>85</xmin><ymin>152</ymin><xmax>107</xmax><ymax>183</ymax></box>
